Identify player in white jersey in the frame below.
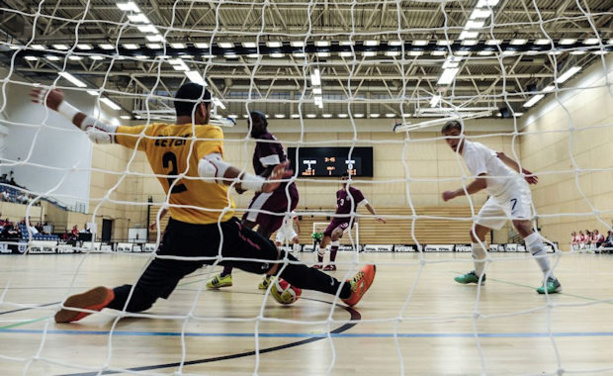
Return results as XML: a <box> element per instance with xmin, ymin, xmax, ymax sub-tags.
<box><xmin>275</xmin><ymin>211</ymin><xmax>301</xmax><ymax>253</ymax></box>
<box><xmin>441</xmin><ymin>120</ymin><xmax>562</xmax><ymax>294</ymax></box>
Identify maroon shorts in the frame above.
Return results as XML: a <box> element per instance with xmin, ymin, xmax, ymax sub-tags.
<box><xmin>323</xmin><ymin>218</ymin><xmax>355</xmax><ymax>237</ymax></box>
<box><xmin>242</xmin><ymin>183</ymin><xmax>299</xmax><ymax>236</ymax></box>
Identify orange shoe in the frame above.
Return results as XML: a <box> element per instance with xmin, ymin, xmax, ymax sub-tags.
<box><xmin>342</xmin><ymin>265</ymin><xmax>376</xmax><ymax>307</ymax></box>
<box><xmin>55</xmin><ymin>286</ymin><xmax>115</xmax><ymax>323</ymax></box>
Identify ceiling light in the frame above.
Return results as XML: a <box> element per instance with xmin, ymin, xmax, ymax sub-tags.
<box><xmin>137</xmin><ymin>25</ymin><xmax>158</xmax><ymax>33</ymax></box>
<box><xmin>408</xmin><ymin>51</ymin><xmax>423</xmax><ymax>56</ymax></box>
<box><xmin>270</xmin><ymin>52</ymin><xmax>284</xmax><ymax>58</ymax></box>
<box><xmin>122</xmin><ymin>43</ymin><xmax>139</xmax><ymax>50</ymax></box>
<box><xmin>513</xmin><ymin>112</ymin><xmax>524</xmax><ymax>117</ymax></box>
<box><xmin>431</xmin><ymin>50</ymin><xmax>446</xmax><ymax>56</ymax></box>
<box><xmin>53</xmin><ymin>44</ymin><xmax>69</xmax><ymax>50</ymax></box>
<box><xmin>134</xmin><ymin>55</ymin><xmax>147</xmax><ymax>60</ymax></box>
<box><xmin>76</xmin><ymin>44</ymin><xmax>93</xmax><ymax>50</ymax></box>
<box><xmin>555</xmin><ymin>66</ymin><xmax>581</xmax><ymax>84</ymax></box>
<box><xmin>316</xmin><ymin>52</ymin><xmax>330</xmax><ymax>57</ymax></box>
<box><xmin>185</xmin><ymin>70</ymin><xmax>207</xmax><ymax>85</ymax></box>
<box><xmin>46</xmin><ymin>55</ymin><xmax>61</xmax><ymax>61</ymax></box>
<box><xmin>59</xmin><ymin>72</ymin><xmax>87</xmax><ymax>88</ymax></box>
<box><xmin>535</xmin><ymin>39</ymin><xmax>551</xmax><ymax>45</ymax></box>
<box><xmin>477</xmin><ymin>50</ymin><xmax>493</xmax><ymax>56</ymax></box>
<box><xmin>31</xmin><ymin>44</ymin><xmax>45</xmax><ymax>50</ymax></box>
<box><xmin>315</xmin><ymin>41</ymin><xmax>330</xmax><ymax>47</ymax></box>
<box><xmin>101</xmin><ymin>97</ymin><xmax>121</xmax><ymax>111</ymax></box>
<box><xmin>363</xmin><ymin>51</ymin><xmax>377</xmax><ymax>57</ymax></box>
<box><xmin>582</xmin><ymin>38</ymin><xmax>599</xmax><ymax>45</ymax></box>
<box><xmin>90</xmin><ymin>55</ymin><xmax>104</xmax><ymax>60</ymax></box>
<box><xmin>558</xmin><ymin>38</ymin><xmax>576</xmax><ymax>45</ymax></box>
<box><xmin>339</xmin><ymin>51</ymin><xmax>354</xmax><ymax>57</ymax></box>
<box><xmin>470</xmin><ymin>9</ymin><xmax>491</xmax><ymax>19</ymax></box>
<box><xmin>194</xmin><ymin>43</ymin><xmax>209</xmax><ymax>48</ymax></box>
<box><xmin>266</xmin><ymin>41</ymin><xmax>282</xmax><ymax>48</ymax></box>
<box><xmin>437</xmin><ymin>40</ymin><xmax>452</xmax><ymax>46</ymax></box>
<box><xmin>224</xmin><ymin>53</ymin><xmax>238</xmax><ymax>58</ymax></box>
<box><xmin>543</xmin><ymin>85</ymin><xmax>555</xmax><ymax>93</ymax></box>
<box><xmin>437</xmin><ymin>68</ymin><xmax>460</xmax><ymax>85</ymax></box>
<box><xmin>339</xmin><ymin>41</ymin><xmax>355</xmax><ymax>46</ymax></box>
<box><xmin>385</xmin><ymin>113</ymin><xmax>395</xmax><ymax>118</ymax></box>
<box><xmin>476</xmin><ymin>0</ymin><xmax>500</xmax><ymax>6</ymax></box>
<box><xmin>24</xmin><ymin>56</ymin><xmax>38</xmax><ymax>61</ymax></box>
<box><xmin>466</xmin><ymin>20</ymin><xmax>485</xmax><ymax>29</ymax></box>
<box><xmin>461</xmin><ymin>40</ymin><xmax>478</xmax><ymax>46</ymax></box>
<box><xmin>247</xmin><ymin>53</ymin><xmax>259</xmax><ymax>58</ymax></box>
<box><xmin>338</xmin><ymin>114</ymin><xmax>348</xmax><ymax>118</ymax></box>
<box><xmin>388</xmin><ymin>40</ymin><xmax>402</xmax><ymax>46</ymax></box>
<box><xmin>313</xmin><ymin>87</ymin><xmax>322</xmax><ymax>94</ymax></box>
<box><xmin>120</xmin><ymin>115</ymin><xmax>131</xmax><ymax>120</ymax></box>
<box><xmin>170</xmin><ymin>43</ymin><xmax>186</xmax><ymax>49</ymax></box>
<box><xmin>459</xmin><ymin>31</ymin><xmax>479</xmax><ymax>40</ymax></box>
<box><xmin>116</xmin><ymin>1</ymin><xmax>141</xmax><ymax>12</ymax></box>
<box><xmin>146</xmin><ymin>43</ymin><xmax>162</xmax><ymax>49</ymax></box>
<box><xmin>241</xmin><ymin>42</ymin><xmax>257</xmax><ymax>48</ymax></box>
<box><xmin>364</xmin><ymin>40</ymin><xmax>379</xmax><ymax>46</ymax></box>
<box><xmin>306</xmin><ymin>114</ymin><xmax>316</xmax><ymax>118</ymax></box>
<box><xmin>218</xmin><ymin>42</ymin><xmax>234</xmax><ymax>48</ymax></box>
<box><xmin>292</xmin><ymin>52</ymin><xmax>306</xmax><ymax>57</ymax></box>
<box><xmin>322</xmin><ymin>114</ymin><xmax>332</xmax><ymax>118</ymax></box>
<box><xmin>385</xmin><ymin>51</ymin><xmax>401</xmax><ymax>56</ymax></box>
<box><xmin>370</xmin><ymin>113</ymin><xmax>380</xmax><ymax>118</ymax></box>
<box><xmin>570</xmin><ymin>50</ymin><xmax>586</xmax><ymax>55</ymax></box>
<box><xmin>228</xmin><ymin>114</ymin><xmax>238</xmax><ymax>119</ymax></box>
<box><xmin>310</xmin><ymin>69</ymin><xmax>321</xmax><ymax>85</ymax></box>
<box><xmin>485</xmin><ymin>39</ymin><xmax>501</xmax><ymax>45</ymax></box>
<box><xmin>510</xmin><ymin>39</ymin><xmax>528</xmax><ymax>45</ymax></box>
<box><xmin>402</xmin><ymin>113</ymin><xmax>411</xmax><ymax>118</ymax></box>
<box><xmin>290</xmin><ymin>114</ymin><xmax>300</xmax><ymax>119</ymax></box>
<box><xmin>87</xmin><ymin>90</ymin><xmax>98</xmax><ymax>96</ymax></box>
<box><xmin>290</xmin><ymin>41</ymin><xmax>304</xmax><ymax>47</ymax></box>
<box><xmin>146</xmin><ymin>35</ymin><xmax>165</xmax><ymax>42</ymax></box>
<box><xmin>430</xmin><ymin>95</ymin><xmax>441</xmax><ymax>107</ymax></box>
<box><xmin>212</xmin><ymin>98</ymin><xmax>226</xmax><ymax>110</ymax></box>
<box><xmin>455</xmin><ymin>51</ymin><xmax>471</xmax><ymax>55</ymax></box>
<box><xmin>127</xmin><ymin>14</ymin><xmax>150</xmax><ymax>23</ymax></box>
<box><xmin>523</xmin><ymin>94</ymin><xmax>545</xmax><ymax>108</ymax></box>
<box><xmin>274</xmin><ymin>114</ymin><xmax>286</xmax><ymax>118</ymax></box>
<box><xmin>412</xmin><ymin>40</ymin><xmax>428</xmax><ymax>46</ymax></box>
<box><xmin>68</xmin><ymin>56</ymin><xmax>83</xmax><ymax>60</ymax></box>
<box><xmin>354</xmin><ymin>113</ymin><xmax>364</xmax><ymax>118</ymax></box>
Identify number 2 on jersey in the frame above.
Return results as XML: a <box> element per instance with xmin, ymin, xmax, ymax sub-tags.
<box><xmin>163</xmin><ymin>152</ymin><xmax>188</xmax><ymax>194</ymax></box>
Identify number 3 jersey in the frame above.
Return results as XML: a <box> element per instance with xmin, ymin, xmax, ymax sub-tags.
<box><xmin>335</xmin><ymin>186</ymin><xmax>366</xmax><ymax>216</ymax></box>
<box><xmin>115</xmin><ymin>123</ymin><xmax>235</xmax><ymax>225</ymax></box>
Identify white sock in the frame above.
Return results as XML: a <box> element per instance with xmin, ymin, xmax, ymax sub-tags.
<box><xmin>525</xmin><ymin>232</ymin><xmax>555</xmax><ymax>280</ymax></box>
<box><xmin>471</xmin><ymin>242</ymin><xmax>487</xmax><ymax>277</ymax></box>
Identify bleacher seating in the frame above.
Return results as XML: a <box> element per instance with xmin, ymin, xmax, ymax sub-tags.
<box><xmin>18</xmin><ymin>224</ymin><xmax>60</xmax><ymax>241</ymax></box>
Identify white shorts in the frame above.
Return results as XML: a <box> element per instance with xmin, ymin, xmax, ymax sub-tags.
<box><xmin>476</xmin><ymin>181</ymin><xmax>533</xmax><ymax>230</ymax></box>
<box><xmin>275</xmin><ymin>228</ymin><xmax>298</xmax><ymax>243</ymax></box>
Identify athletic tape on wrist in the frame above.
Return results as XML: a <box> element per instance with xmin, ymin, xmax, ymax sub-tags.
<box><xmin>57</xmin><ymin>101</ymin><xmax>80</xmax><ymax>122</ymax></box>
<box><xmin>239</xmin><ymin>173</ymin><xmax>265</xmax><ymax>191</ymax></box>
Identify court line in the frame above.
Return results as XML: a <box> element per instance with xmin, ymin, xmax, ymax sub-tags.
<box><xmin>3</xmin><ymin>328</ymin><xmax>613</xmax><ymax>339</ymax></box>
<box><xmin>57</xmin><ymin>302</ymin><xmax>361</xmax><ymax>376</ymax></box>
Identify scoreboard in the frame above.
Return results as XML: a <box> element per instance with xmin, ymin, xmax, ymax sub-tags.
<box><xmin>287</xmin><ymin>147</ymin><xmax>373</xmax><ymax>177</ymax></box>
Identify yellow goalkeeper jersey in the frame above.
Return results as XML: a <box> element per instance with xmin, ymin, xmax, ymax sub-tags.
<box><xmin>115</xmin><ymin>123</ymin><xmax>235</xmax><ymax>224</ymax></box>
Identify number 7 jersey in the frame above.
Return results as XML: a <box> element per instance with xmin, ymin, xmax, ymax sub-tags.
<box><xmin>115</xmin><ymin>123</ymin><xmax>235</xmax><ymax>224</ymax></box>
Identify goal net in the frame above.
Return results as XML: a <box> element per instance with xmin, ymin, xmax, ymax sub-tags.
<box><xmin>0</xmin><ymin>0</ymin><xmax>612</xmax><ymax>374</ymax></box>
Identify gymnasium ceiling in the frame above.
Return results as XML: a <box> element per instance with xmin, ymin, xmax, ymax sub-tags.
<box><xmin>0</xmin><ymin>0</ymin><xmax>611</xmax><ymax>125</ymax></box>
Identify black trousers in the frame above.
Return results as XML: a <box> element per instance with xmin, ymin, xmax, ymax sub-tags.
<box><xmin>107</xmin><ymin>217</ymin><xmax>280</xmax><ymax>313</ymax></box>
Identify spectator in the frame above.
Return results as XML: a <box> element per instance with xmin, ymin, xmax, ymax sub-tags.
<box><xmin>602</xmin><ymin>230</ymin><xmax>613</xmax><ymax>254</ymax></box>
<box><xmin>571</xmin><ymin>231</ymin><xmax>579</xmax><ymax>252</ymax></box>
<box><xmin>578</xmin><ymin>230</ymin><xmax>587</xmax><ymax>251</ymax></box>
<box><xmin>593</xmin><ymin>229</ymin><xmax>605</xmax><ymax>252</ymax></box>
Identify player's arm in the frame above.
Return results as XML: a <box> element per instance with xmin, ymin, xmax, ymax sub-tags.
<box><xmin>496</xmin><ymin>151</ymin><xmax>538</xmax><ymax>185</ymax></box>
<box><xmin>29</xmin><ymin>88</ymin><xmax>117</xmax><ymax>144</ymax></box>
<box><xmin>293</xmin><ymin>216</ymin><xmax>301</xmax><ymax>234</ymax></box>
<box><xmin>363</xmin><ymin>202</ymin><xmax>386</xmax><ymax>224</ymax></box>
<box><xmin>199</xmin><ymin>154</ymin><xmax>291</xmax><ymax>193</ymax></box>
<box><xmin>442</xmin><ymin>173</ymin><xmax>487</xmax><ymax>201</ymax></box>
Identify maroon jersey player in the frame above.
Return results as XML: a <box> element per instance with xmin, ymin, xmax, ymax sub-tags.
<box><xmin>317</xmin><ymin>173</ymin><xmax>386</xmax><ymax>271</ymax></box>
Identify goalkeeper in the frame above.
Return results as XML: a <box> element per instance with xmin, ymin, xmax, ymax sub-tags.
<box><xmin>30</xmin><ymin>83</ymin><xmax>376</xmax><ymax>323</ymax></box>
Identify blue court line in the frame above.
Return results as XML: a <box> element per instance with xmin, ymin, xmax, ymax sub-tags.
<box><xmin>2</xmin><ymin>328</ymin><xmax>613</xmax><ymax>339</ymax></box>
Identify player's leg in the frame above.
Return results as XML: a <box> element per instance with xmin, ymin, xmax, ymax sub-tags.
<box><xmin>455</xmin><ymin>198</ymin><xmax>503</xmax><ymax>285</ymax></box>
<box><xmin>56</xmin><ymin>220</ymin><xmax>204</xmax><ymax>323</ymax></box>
<box><xmin>224</xmin><ymin>218</ymin><xmax>375</xmax><ymax>306</ymax></box>
<box><xmin>291</xmin><ymin>233</ymin><xmax>301</xmax><ymax>253</ymax></box>
<box><xmin>324</xmin><ymin>225</ymin><xmax>347</xmax><ymax>271</ymax></box>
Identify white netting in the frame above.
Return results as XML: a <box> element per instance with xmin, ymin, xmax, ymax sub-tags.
<box><xmin>0</xmin><ymin>0</ymin><xmax>612</xmax><ymax>375</ymax></box>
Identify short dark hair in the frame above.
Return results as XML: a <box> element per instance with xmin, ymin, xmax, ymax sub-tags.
<box><xmin>174</xmin><ymin>83</ymin><xmax>211</xmax><ymax>117</ymax></box>
<box><xmin>441</xmin><ymin>120</ymin><xmax>463</xmax><ymax>134</ymax></box>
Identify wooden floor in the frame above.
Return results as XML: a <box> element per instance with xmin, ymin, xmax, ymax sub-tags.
<box><xmin>1</xmin><ymin>251</ymin><xmax>612</xmax><ymax>375</ymax></box>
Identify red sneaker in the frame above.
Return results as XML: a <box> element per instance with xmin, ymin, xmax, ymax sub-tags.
<box><xmin>55</xmin><ymin>286</ymin><xmax>115</xmax><ymax>323</ymax></box>
<box><xmin>342</xmin><ymin>265</ymin><xmax>376</xmax><ymax>307</ymax></box>
<box><xmin>323</xmin><ymin>264</ymin><xmax>337</xmax><ymax>271</ymax></box>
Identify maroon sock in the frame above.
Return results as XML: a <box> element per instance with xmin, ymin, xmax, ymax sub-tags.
<box><xmin>220</xmin><ymin>266</ymin><xmax>233</xmax><ymax>277</ymax></box>
<box><xmin>330</xmin><ymin>246</ymin><xmax>338</xmax><ymax>262</ymax></box>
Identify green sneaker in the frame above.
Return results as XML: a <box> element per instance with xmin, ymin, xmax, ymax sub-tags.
<box><xmin>258</xmin><ymin>276</ymin><xmax>273</xmax><ymax>290</ymax></box>
<box><xmin>454</xmin><ymin>271</ymin><xmax>486</xmax><ymax>284</ymax></box>
<box><xmin>206</xmin><ymin>273</ymin><xmax>233</xmax><ymax>289</ymax></box>
<box><xmin>536</xmin><ymin>277</ymin><xmax>562</xmax><ymax>294</ymax></box>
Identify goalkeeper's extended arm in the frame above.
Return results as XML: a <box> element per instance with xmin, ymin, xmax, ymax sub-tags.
<box><xmin>30</xmin><ymin>88</ymin><xmax>117</xmax><ymax>144</ymax></box>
